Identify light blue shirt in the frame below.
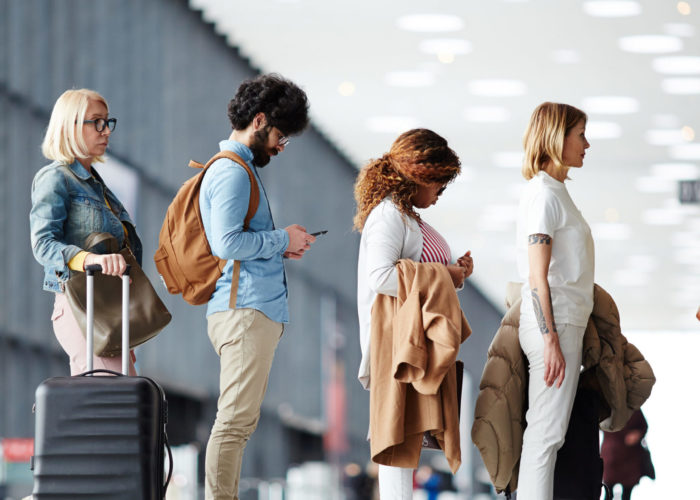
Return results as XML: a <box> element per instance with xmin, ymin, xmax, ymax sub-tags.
<box><xmin>199</xmin><ymin>141</ymin><xmax>290</xmax><ymax>322</ymax></box>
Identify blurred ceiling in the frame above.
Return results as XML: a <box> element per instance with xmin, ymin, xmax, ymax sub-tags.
<box><xmin>191</xmin><ymin>0</ymin><xmax>700</xmax><ymax>330</ymax></box>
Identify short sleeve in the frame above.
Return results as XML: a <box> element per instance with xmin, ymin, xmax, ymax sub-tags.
<box><xmin>526</xmin><ymin>189</ymin><xmax>562</xmax><ymax>237</ymax></box>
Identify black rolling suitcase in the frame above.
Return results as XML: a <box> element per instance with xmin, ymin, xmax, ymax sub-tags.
<box><xmin>32</xmin><ymin>265</ymin><xmax>172</xmax><ymax>499</ymax></box>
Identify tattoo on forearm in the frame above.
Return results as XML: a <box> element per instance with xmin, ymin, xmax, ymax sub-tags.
<box><xmin>531</xmin><ymin>287</ymin><xmax>557</xmax><ymax>335</ymax></box>
<box><xmin>531</xmin><ymin>288</ymin><xmax>549</xmax><ymax>334</ymax></box>
<box><xmin>528</xmin><ymin>234</ymin><xmax>551</xmax><ymax>245</ymax></box>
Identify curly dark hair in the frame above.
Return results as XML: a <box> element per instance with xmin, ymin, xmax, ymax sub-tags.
<box><xmin>353</xmin><ymin>128</ymin><xmax>461</xmax><ymax>231</ymax></box>
<box><xmin>228</xmin><ymin>73</ymin><xmax>309</xmax><ymax>135</ymax></box>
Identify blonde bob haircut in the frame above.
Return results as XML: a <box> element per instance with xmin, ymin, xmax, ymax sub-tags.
<box><xmin>522</xmin><ymin>102</ymin><xmax>587</xmax><ymax>180</ymax></box>
<box><xmin>41</xmin><ymin>88</ymin><xmax>109</xmax><ymax>164</ymax></box>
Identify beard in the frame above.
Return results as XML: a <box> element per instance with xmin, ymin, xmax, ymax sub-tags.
<box><xmin>250</xmin><ymin>128</ymin><xmax>278</xmax><ymax>167</ymax></box>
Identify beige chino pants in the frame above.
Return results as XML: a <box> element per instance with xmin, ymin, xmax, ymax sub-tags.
<box><xmin>205</xmin><ymin>308</ymin><xmax>283</xmax><ymax>500</ymax></box>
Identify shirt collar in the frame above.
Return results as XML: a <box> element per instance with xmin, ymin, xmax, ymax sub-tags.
<box><xmin>538</xmin><ymin>170</ymin><xmax>565</xmax><ymax>187</ymax></box>
<box><xmin>219</xmin><ymin>140</ymin><xmax>254</xmax><ymax>165</ymax></box>
<box><xmin>67</xmin><ymin>160</ymin><xmax>93</xmax><ymax>181</ymax></box>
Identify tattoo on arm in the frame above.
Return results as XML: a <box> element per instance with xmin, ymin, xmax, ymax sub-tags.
<box><xmin>531</xmin><ymin>287</ymin><xmax>557</xmax><ymax>336</ymax></box>
<box><xmin>531</xmin><ymin>288</ymin><xmax>549</xmax><ymax>334</ymax></box>
<box><xmin>528</xmin><ymin>234</ymin><xmax>551</xmax><ymax>245</ymax></box>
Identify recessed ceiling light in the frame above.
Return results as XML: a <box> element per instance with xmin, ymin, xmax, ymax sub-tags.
<box><xmin>438</xmin><ymin>53</ymin><xmax>455</xmax><ymax>64</ymax></box>
<box><xmin>551</xmin><ymin>49</ymin><xmax>581</xmax><ymax>64</ymax></box>
<box><xmin>650</xmin><ymin>162</ymin><xmax>700</xmax><ymax>179</ymax></box>
<box><xmin>468</xmin><ymin>79</ymin><xmax>527</xmax><ymax>97</ymax></box>
<box><xmin>604</xmin><ymin>207</ymin><xmax>620</xmax><ymax>223</ymax></box>
<box><xmin>337</xmin><ymin>81</ymin><xmax>356</xmax><ymax>97</ymax></box>
<box><xmin>664</xmin><ymin>23</ymin><xmax>695</xmax><ymax>37</ymax></box>
<box><xmin>583</xmin><ymin>1</ymin><xmax>641</xmax><ymax>18</ymax></box>
<box><xmin>581</xmin><ymin>96</ymin><xmax>639</xmax><ymax>114</ymax></box>
<box><xmin>682</xmin><ymin>126</ymin><xmax>695</xmax><ymax>141</ymax></box>
<box><xmin>652</xmin><ymin>114</ymin><xmax>681</xmax><ymax>128</ymax></box>
<box><xmin>492</xmin><ymin>151</ymin><xmax>523</xmax><ymax>168</ymax></box>
<box><xmin>586</xmin><ymin>121</ymin><xmax>622</xmax><ymax>139</ymax></box>
<box><xmin>396</xmin><ymin>14</ymin><xmax>463</xmax><ymax>33</ymax></box>
<box><xmin>635</xmin><ymin>176</ymin><xmax>676</xmax><ymax>193</ymax></box>
<box><xmin>385</xmin><ymin>71</ymin><xmax>435</xmax><ymax>87</ymax></box>
<box><xmin>652</xmin><ymin>56</ymin><xmax>700</xmax><ymax>75</ymax></box>
<box><xmin>366</xmin><ymin>115</ymin><xmax>420</xmax><ymax>134</ymax></box>
<box><xmin>463</xmin><ymin>106</ymin><xmax>511</xmax><ymax>123</ymax></box>
<box><xmin>591</xmin><ymin>223</ymin><xmax>632</xmax><ymax>241</ymax></box>
<box><xmin>619</xmin><ymin>35</ymin><xmax>683</xmax><ymax>54</ymax></box>
<box><xmin>670</xmin><ymin>143</ymin><xmax>700</xmax><ymax>160</ymax></box>
<box><xmin>662</xmin><ymin>78</ymin><xmax>700</xmax><ymax>94</ymax></box>
<box><xmin>419</xmin><ymin>38</ymin><xmax>472</xmax><ymax>55</ymax></box>
<box><xmin>645</xmin><ymin>129</ymin><xmax>685</xmax><ymax>146</ymax></box>
<box><xmin>677</xmin><ymin>2</ymin><xmax>691</xmax><ymax>15</ymax></box>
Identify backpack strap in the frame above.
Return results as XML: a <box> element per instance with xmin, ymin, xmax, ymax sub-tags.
<box><xmin>190</xmin><ymin>151</ymin><xmax>261</xmax><ymax>309</ymax></box>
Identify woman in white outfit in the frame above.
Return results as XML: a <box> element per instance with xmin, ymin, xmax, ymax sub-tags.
<box><xmin>354</xmin><ymin>128</ymin><xmax>473</xmax><ymax>499</ymax></box>
<box><xmin>516</xmin><ymin>102</ymin><xmax>594</xmax><ymax>500</ymax></box>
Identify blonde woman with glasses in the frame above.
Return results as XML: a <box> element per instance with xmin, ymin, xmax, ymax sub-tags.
<box><xmin>29</xmin><ymin>89</ymin><xmax>140</xmax><ymax>375</ymax></box>
<box><xmin>515</xmin><ymin>102</ymin><xmax>593</xmax><ymax>499</ymax></box>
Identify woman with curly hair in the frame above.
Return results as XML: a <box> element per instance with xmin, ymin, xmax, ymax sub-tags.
<box><xmin>354</xmin><ymin>128</ymin><xmax>473</xmax><ymax>499</ymax></box>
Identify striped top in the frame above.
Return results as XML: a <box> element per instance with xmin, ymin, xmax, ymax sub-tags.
<box><xmin>418</xmin><ymin>218</ymin><xmax>451</xmax><ymax>265</ymax></box>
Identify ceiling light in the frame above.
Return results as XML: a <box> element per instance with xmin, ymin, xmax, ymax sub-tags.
<box><xmin>385</xmin><ymin>71</ymin><xmax>435</xmax><ymax>87</ymax></box>
<box><xmin>468</xmin><ymin>79</ymin><xmax>527</xmax><ymax>97</ymax></box>
<box><xmin>337</xmin><ymin>81</ymin><xmax>355</xmax><ymax>97</ymax></box>
<box><xmin>645</xmin><ymin>129</ymin><xmax>685</xmax><ymax>146</ymax></box>
<box><xmin>604</xmin><ymin>207</ymin><xmax>620</xmax><ymax>222</ymax></box>
<box><xmin>551</xmin><ymin>49</ymin><xmax>581</xmax><ymax>64</ymax></box>
<box><xmin>652</xmin><ymin>56</ymin><xmax>700</xmax><ymax>74</ymax></box>
<box><xmin>366</xmin><ymin>115</ymin><xmax>420</xmax><ymax>134</ymax></box>
<box><xmin>642</xmin><ymin>208</ymin><xmax>684</xmax><ymax>225</ymax></box>
<box><xmin>670</xmin><ymin>143</ymin><xmax>700</xmax><ymax>160</ymax></box>
<box><xmin>591</xmin><ymin>223</ymin><xmax>632</xmax><ymax>241</ymax></box>
<box><xmin>619</xmin><ymin>35</ymin><xmax>683</xmax><ymax>54</ymax></box>
<box><xmin>438</xmin><ymin>53</ymin><xmax>455</xmax><ymax>64</ymax></box>
<box><xmin>635</xmin><ymin>176</ymin><xmax>676</xmax><ymax>193</ymax></box>
<box><xmin>419</xmin><ymin>38</ymin><xmax>472</xmax><ymax>55</ymax></box>
<box><xmin>396</xmin><ymin>14</ymin><xmax>463</xmax><ymax>33</ymax></box>
<box><xmin>662</xmin><ymin>78</ymin><xmax>700</xmax><ymax>94</ymax></box>
<box><xmin>677</xmin><ymin>2</ymin><xmax>691</xmax><ymax>15</ymax></box>
<box><xmin>492</xmin><ymin>151</ymin><xmax>523</xmax><ymax>168</ymax></box>
<box><xmin>664</xmin><ymin>23</ymin><xmax>695</xmax><ymax>37</ymax></box>
<box><xmin>581</xmin><ymin>96</ymin><xmax>639</xmax><ymax>114</ymax></box>
<box><xmin>682</xmin><ymin>126</ymin><xmax>695</xmax><ymax>141</ymax></box>
<box><xmin>463</xmin><ymin>106</ymin><xmax>511</xmax><ymax>123</ymax></box>
<box><xmin>583</xmin><ymin>1</ymin><xmax>642</xmax><ymax>17</ymax></box>
<box><xmin>650</xmin><ymin>162</ymin><xmax>700</xmax><ymax>179</ymax></box>
<box><xmin>585</xmin><ymin>121</ymin><xmax>622</xmax><ymax>139</ymax></box>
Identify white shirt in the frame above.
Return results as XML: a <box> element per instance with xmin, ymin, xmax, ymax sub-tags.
<box><xmin>516</xmin><ymin>171</ymin><xmax>595</xmax><ymax>328</ymax></box>
<box><xmin>356</xmin><ymin>199</ymin><xmax>423</xmax><ymax>389</ymax></box>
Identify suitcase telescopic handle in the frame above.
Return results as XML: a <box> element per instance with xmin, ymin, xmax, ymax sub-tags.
<box><xmin>85</xmin><ymin>264</ymin><xmax>132</xmax><ymax>375</ymax></box>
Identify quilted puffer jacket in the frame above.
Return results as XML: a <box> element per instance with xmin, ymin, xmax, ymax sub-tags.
<box><xmin>471</xmin><ymin>283</ymin><xmax>655</xmax><ymax>494</ymax></box>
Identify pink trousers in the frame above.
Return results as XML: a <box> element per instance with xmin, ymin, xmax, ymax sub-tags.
<box><xmin>51</xmin><ymin>292</ymin><xmax>136</xmax><ymax>376</ymax></box>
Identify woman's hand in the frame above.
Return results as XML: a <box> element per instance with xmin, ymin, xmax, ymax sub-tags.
<box><xmin>446</xmin><ymin>264</ymin><xmax>467</xmax><ymax>288</ymax></box>
<box><xmin>543</xmin><ymin>334</ymin><xmax>566</xmax><ymax>388</ymax></box>
<box><xmin>456</xmin><ymin>250</ymin><xmax>473</xmax><ymax>278</ymax></box>
<box><xmin>84</xmin><ymin>253</ymin><xmax>128</xmax><ymax>276</ymax></box>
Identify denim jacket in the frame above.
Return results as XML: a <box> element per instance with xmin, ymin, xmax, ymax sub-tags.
<box><xmin>29</xmin><ymin>160</ymin><xmax>143</xmax><ymax>292</ymax></box>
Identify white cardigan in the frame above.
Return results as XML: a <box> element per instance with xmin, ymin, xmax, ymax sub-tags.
<box><xmin>356</xmin><ymin>199</ymin><xmax>423</xmax><ymax>389</ymax></box>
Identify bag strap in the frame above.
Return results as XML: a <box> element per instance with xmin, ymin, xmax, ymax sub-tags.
<box><xmin>189</xmin><ymin>151</ymin><xmax>261</xmax><ymax>309</ymax></box>
<box><xmin>83</xmin><ymin>232</ymin><xmax>121</xmax><ymax>253</ymax></box>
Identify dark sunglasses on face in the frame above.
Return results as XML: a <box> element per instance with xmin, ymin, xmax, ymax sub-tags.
<box><xmin>437</xmin><ymin>185</ymin><xmax>446</xmax><ymax>196</ymax></box>
<box><xmin>83</xmin><ymin>118</ymin><xmax>117</xmax><ymax>132</ymax></box>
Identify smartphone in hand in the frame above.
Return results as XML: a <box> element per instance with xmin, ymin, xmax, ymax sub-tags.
<box><xmin>310</xmin><ymin>230</ymin><xmax>327</xmax><ymax>237</ymax></box>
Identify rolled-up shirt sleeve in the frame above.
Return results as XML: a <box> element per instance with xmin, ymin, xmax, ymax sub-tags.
<box><xmin>204</xmin><ymin>163</ymin><xmax>289</xmax><ymax>261</ymax></box>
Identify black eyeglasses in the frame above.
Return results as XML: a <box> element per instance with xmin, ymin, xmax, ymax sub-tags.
<box><xmin>83</xmin><ymin>118</ymin><xmax>117</xmax><ymax>132</ymax></box>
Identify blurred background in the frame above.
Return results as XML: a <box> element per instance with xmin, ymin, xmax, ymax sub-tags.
<box><xmin>1</xmin><ymin>0</ymin><xmax>698</xmax><ymax>499</ymax></box>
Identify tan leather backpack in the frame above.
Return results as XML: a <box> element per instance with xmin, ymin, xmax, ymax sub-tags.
<box><xmin>154</xmin><ymin>151</ymin><xmax>259</xmax><ymax>306</ymax></box>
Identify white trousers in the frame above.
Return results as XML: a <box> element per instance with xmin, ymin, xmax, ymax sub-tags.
<box><xmin>378</xmin><ymin>465</ymin><xmax>413</xmax><ymax>499</ymax></box>
<box><xmin>517</xmin><ymin>321</ymin><xmax>585</xmax><ymax>500</ymax></box>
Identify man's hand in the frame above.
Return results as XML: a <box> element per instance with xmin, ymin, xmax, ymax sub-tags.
<box><xmin>446</xmin><ymin>264</ymin><xmax>467</xmax><ymax>288</ymax></box>
<box><xmin>696</xmin><ymin>305</ymin><xmax>700</xmax><ymax>322</ymax></box>
<box><xmin>84</xmin><ymin>253</ymin><xmax>128</xmax><ymax>276</ymax></box>
<box><xmin>456</xmin><ymin>250</ymin><xmax>473</xmax><ymax>279</ymax></box>
<box><xmin>284</xmin><ymin>224</ymin><xmax>315</xmax><ymax>259</ymax></box>
<box><xmin>543</xmin><ymin>334</ymin><xmax>566</xmax><ymax>388</ymax></box>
